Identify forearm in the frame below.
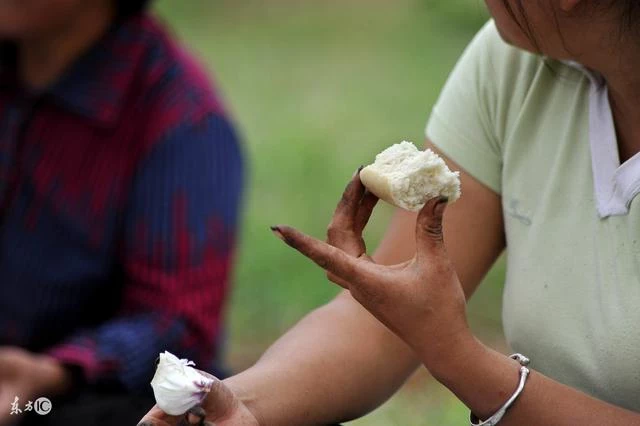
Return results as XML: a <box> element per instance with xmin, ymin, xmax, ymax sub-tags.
<box><xmin>426</xmin><ymin>336</ymin><xmax>640</xmax><ymax>426</ymax></box>
<box><xmin>222</xmin><ymin>158</ymin><xmax>503</xmax><ymax>425</ymax></box>
<box><xmin>224</xmin><ymin>291</ymin><xmax>420</xmax><ymax>425</ymax></box>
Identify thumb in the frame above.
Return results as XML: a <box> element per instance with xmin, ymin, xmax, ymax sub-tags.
<box><xmin>416</xmin><ymin>196</ymin><xmax>448</xmax><ymax>258</ymax></box>
<box><xmin>137</xmin><ymin>405</ymin><xmax>180</xmax><ymax>426</ymax></box>
<box><xmin>138</xmin><ymin>372</ymin><xmax>237</xmax><ymax>426</ymax></box>
<box><xmin>200</xmin><ymin>376</ymin><xmax>239</xmax><ymax>421</ymax></box>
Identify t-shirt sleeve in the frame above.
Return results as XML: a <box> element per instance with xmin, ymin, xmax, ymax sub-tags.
<box><xmin>426</xmin><ymin>21</ymin><xmax>504</xmax><ymax>194</ymax></box>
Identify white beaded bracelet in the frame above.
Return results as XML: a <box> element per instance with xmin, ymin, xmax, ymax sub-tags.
<box><xmin>469</xmin><ymin>353</ymin><xmax>530</xmax><ymax>426</ymax></box>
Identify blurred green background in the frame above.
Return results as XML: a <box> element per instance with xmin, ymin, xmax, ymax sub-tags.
<box><xmin>154</xmin><ymin>1</ymin><xmax>505</xmax><ymax>424</ymax></box>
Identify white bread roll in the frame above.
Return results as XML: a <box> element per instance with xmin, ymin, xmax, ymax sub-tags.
<box><xmin>360</xmin><ymin>141</ymin><xmax>461</xmax><ymax>212</ymax></box>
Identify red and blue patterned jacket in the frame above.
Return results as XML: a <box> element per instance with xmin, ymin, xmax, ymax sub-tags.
<box><xmin>0</xmin><ymin>14</ymin><xmax>244</xmax><ymax>392</ymax></box>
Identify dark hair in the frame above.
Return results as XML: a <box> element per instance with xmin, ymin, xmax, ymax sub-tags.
<box><xmin>503</xmin><ymin>0</ymin><xmax>640</xmax><ymax>47</ymax></box>
<box><xmin>116</xmin><ymin>0</ymin><xmax>152</xmax><ymax>19</ymax></box>
<box><xmin>617</xmin><ymin>1</ymin><xmax>640</xmax><ymax>34</ymax></box>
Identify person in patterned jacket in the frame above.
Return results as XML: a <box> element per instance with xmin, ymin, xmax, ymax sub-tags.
<box><xmin>0</xmin><ymin>0</ymin><xmax>244</xmax><ymax>424</ymax></box>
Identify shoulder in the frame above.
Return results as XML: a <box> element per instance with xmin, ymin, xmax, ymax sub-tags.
<box><xmin>125</xmin><ymin>15</ymin><xmax>229</xmax><ymax>139</ymax></box>
<box><xmin>460</xmin><ymin>21</ymin><xmax>582</xmax><ymax>141</ymax></box>
<box><xmin>427</xmin><ymin>20</ymin><xmax>585</xmax><ymax>193</ymax></box>
<box><xmin>467</xmin><ymin>20</ymin><xmax>541</xmax><ymax>79</ymax></box>
<box><xmin>463</xmin><ymin>21</ymin><xmax>545</xmax><ymax>105</ymax></box>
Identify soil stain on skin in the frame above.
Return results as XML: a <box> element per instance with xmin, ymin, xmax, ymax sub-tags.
<box><xmin>177</xmin><ymin>405</ymin><xmax>215</xmax><ymax>426</ymax></box>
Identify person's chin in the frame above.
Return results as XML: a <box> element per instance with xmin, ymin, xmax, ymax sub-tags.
<box><xmin>495</xmin><ymin>26</ymin><xmax>539</xmax><ymax>54</ymax></box>
<box><xmin>494</xmin><ymin>25</ymin><xmax>519</xmax><ymax>46</ymax></box>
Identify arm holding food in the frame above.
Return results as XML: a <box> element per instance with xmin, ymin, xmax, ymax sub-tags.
<box><xmin>275</xmin><ymin>151</ymin><xmax>640</xmax><ymax>426</ymax></box>
<box><xmin>139</xmin><ymin>140</ymin><xmax>506</xmax><ymax>425</ymax></box>
<box><xmin>141</xmin><ymin>23</ymin><xmax>524</xmax><ymax>425</ymax></box>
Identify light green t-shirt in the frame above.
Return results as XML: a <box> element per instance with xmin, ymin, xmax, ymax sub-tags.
<box><xmin>426</xmin><ymin>21</ymin><xmax>640</xmax><ymax>411</ymax></box>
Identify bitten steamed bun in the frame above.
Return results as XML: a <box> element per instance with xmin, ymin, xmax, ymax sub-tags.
<box><xmin>360</xmin><ymin>141</ymin><xmax>461</xmax><ymax>212</ymax></box>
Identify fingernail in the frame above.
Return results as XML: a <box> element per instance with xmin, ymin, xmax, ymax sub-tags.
<box><xmin>137</xmin><ymin>422</ymin><xmax>155</xmax><ymax>426</ymax></box>
<box><xmin>188</xmin><ymin>405</ymin><xmax>206</xmax><ymax>417</ymax></box>
<box><xmin>435</xmin><ymin>197</ymin><xmax>448</xmax><ymax>215</ymax></box>
<box><xmin>270</xmin><ymin>225</ymin><xmax>285</xmax><ymax>241</ymax></box>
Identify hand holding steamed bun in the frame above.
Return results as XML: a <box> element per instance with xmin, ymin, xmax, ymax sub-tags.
<box><xmin>271</xmin><ymin>144</ymin><xmax>468</xmax><ymax>367</ymax></box>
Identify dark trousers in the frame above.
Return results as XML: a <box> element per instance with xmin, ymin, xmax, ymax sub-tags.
<box><xmin>14</xmin><ymin>391</ymin><xmax>344</xmax><ymax>426</ymax></box>
<box><xmin>16</xmin><ymin>391</ymin><xmax>155</xmax><ymax>426</ymax></box>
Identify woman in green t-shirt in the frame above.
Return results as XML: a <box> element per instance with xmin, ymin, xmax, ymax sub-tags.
<box><xmin>141</xmin><ymin>1</ymin><xmax>640</xmax><ymax>425</ymax></box>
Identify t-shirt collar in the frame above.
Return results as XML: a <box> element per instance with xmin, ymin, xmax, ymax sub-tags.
<box><xmin>563</xmin><ymin>60</ymin><xmax>640</xmax><ymax>218</ymax></box>
<box><xmin>562</xmin><ymin>60</ymin><xmax>605</xmax><ymax>87</ymax></box>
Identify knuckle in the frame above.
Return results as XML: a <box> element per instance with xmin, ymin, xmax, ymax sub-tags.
<box><xmin>326</xmin><ymin>229</ymin><xmax>339</xmax><ymax>243</ymax></box>
<box><xmin>316</xmin><ymin>256</ymin><xmax>330</xmax><ymax>270</ymax></box>
<box><xmin>423</xmin><ymin>222</ymin><xmax>444</xmax><ymax>241</ymax></box>
<box><xmin>326</xmin><ymin>224</ymin><xmax>339</xmax><ymax>237</ymax></box>
<box><xmin>339</xmin><ymin>190</ymin><xmax>355</xmax><ymax>207</ymax></box>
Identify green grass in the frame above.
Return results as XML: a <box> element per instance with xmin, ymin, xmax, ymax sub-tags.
<box><xmin>154</xmin><ymin>1</ymin><xmax>504</xmax><ymax>424</ymax></box>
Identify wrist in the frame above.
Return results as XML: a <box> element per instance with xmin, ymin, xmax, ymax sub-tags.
<box><xmin>421</xmin><ymin>337</ymin><xmax>526</xmax><ymax>421</ymax></box>
<box><xmin>418</xmin><ymin>326</ymin><xmax>484</xmax><ymax>382</ymax></box>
